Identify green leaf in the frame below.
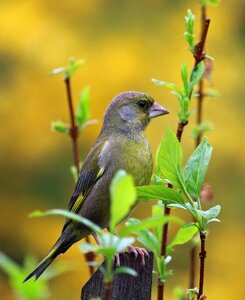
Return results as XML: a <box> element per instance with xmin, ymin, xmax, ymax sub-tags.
<box><xmin>197</xmin><ymin>205</ymin><xmax>221</xmax><ymax>222</ymax></box>
<box><xmin>110</xmin><ymin>170</ymin><xmax>136</xmax><ymax>232</ymax></box>
<box><xmin>181</xmin><ymin>62</ymin><xmax>189</xmax><ymax>96</ymax></box>
<box><xmin>184</xmin><ymin>138</ymin><xmax>213</xmax><ymax>199</ymax></box>
<box><xmin>124</xmin><ymin>218</ymin><xmax>160</xmax><ymax>255</ymax></box>
<box><xmin>156</xmin><ymin>128</ymin><xmax>184</xmax><ymax>188</ymax></box>
<box><xmin>97</xmin><ymin>234</ymin><xmax>134</xmax><ymax>259</ymax></box>
<box><xmin>185</xmin><ymin>9</ymin><xmax>195</xmax><ymax>34</ymax></box>
<box><xmin>51</xmin><ymin>120</ymin><xmax>69</xmax><ymax>134</ymax></box>
<box><xmin>152</xmin><ymin>201</ymin><xmax>164</xmax><ymax>243</ymax></box>
<box><xmin>64</xmin><ymin>57</ymin><xmax>85</xmax><ymax>79</ymax></box>
<box><xmin>50</xmin><ymin>57</ymin><xmax>85</xmax><ymax>79</ymax></box>
<box><xmin>152</xmin><ymin>79</ymin><xmax>181</xmax><ymax>92</ymax></box>
<box><xmin>189</xmin><ymin>61</ymin><xmax>205</xmax><ymax>95</ymax></box>
<box><xmin>50</xmin><ymin>67</ymin><xmax>65</xmax><ymax>75</ymax></box>
<box><xmin>168</xmin><ymin>225</ymin><xmax>198</xmax><ymax>249</ymax></box>
<box><xmin>29</xmin><ymin>209</ymin><xmax>101</xmax><ymax>233</ymax></box>
<box><xmin>76</xmin><ymin>86</ymin><xmax>91</xmax><ymax>128</ymax></box>
<box><xmin>114</xmin><ymin>266</ymin><xmax>137</xmax><ymax>276</ymax></box>
<box><xmin>184</xmin><ymin>9</ymin><xmax>195</xmax><ymax>52</ymax></box>
<box><xmin>78</xmin><ymin>242</ymin><xmax>98</xmax><ymax>253</ymax></box>
<box><xmin>114</xmin><ymin>237</ymin><xmax>135</xmax><ymax>253</ymax></box>
<box><xmin>120</xmin><ymin>215</ymin><xmax>182</xmax><ymax>237</ymax></box>
<box><xmin>136</xmin><ymin>185</ymin><xmax>186</xmax><ymax>206</ymax></box>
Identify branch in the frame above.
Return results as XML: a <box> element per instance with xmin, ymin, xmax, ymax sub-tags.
<box><xmin>190</xmin><ymin>5</ymin><xmax>210</xmax><ymax>290</ymax></box>
<box><xmin>158</xmin><ymin>11</ymin><xmax>211</xmax><ymax>300</ymax></box>
<box><xmin>64</xmin><ymin>77</ymin><xmax>95</xmax><ymax>276</ymax></box>
<box><xmin>198</xmin><ymin>232</ymin><xmax>207</xmax><ymax>299</ymax></box>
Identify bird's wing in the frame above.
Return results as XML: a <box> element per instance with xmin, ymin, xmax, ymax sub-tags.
<box><xmin>63</xmin><ymin>139</ymin><xmax>108</xmax><ymax>230</ymax></box>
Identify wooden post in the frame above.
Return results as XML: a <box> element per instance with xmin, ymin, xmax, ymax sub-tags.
<box><xmin>81</xmin><ymin>252</ymin><xmax>154</xmax><ymax>300</ymax></box>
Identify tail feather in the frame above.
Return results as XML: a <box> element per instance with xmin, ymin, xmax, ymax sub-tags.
<box><xmin>23</xmin><ymin>246</ymin><xmax>60</xmax><ymax>282</ymax></box>
<box><xmin>23</xmin><ymin>227</ymin><xmax>82</xmax><ymax>282</ymax></box>
<box><xmin>23</xmin><ymin>230</ymin><xmax>76</xmax><ymax>283</ymax></box>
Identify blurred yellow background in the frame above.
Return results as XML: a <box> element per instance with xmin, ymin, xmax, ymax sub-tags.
<box><xmin>0</xmin><ymin>0</ymin><xmax>244</xmax><ymax>299</ymax></box>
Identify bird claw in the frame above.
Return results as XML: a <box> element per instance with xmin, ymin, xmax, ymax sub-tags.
<box><xmin>114</xmin><ymin>247</ymin><xmax>149</xmax><ymax>266</ymax></box>
<box><xmin>127</xmin><ymin>246</ymin><xmax>149</xmax><ymax>265</ymax></box>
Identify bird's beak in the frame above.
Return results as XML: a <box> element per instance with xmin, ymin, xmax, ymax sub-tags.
<box><xmin>149</xmin><ymin>101</ymin><xmax>169</xmax><ymax>119</ymax></box>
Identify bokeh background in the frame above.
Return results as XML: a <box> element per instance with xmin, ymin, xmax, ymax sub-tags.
<box><xmin>0</xmin><ymin>0</ymin><xmax>244</xmax><ymax>299</ymax></box>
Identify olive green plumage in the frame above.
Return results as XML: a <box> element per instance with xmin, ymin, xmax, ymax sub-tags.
<box><xmin>24</xmin><ymin>91</ymin><xmax>169</xmax><ymax>282</ymax></box>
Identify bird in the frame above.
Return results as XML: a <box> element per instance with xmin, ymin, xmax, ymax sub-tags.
<box><xmin>23</xmin><ymin>91</ymin><xmax>169</xmax><ymax>282</ymax></box>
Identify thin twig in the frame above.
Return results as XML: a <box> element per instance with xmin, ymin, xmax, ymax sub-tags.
<box><xmin>64</xmin><ymin>78</ymin><xmax>80</xmax><ymax>170</ymax></box>
<box><xmin>64</xmin><ymin>77</ymin><xmax>95</xmax><ymax>276</ymax></box>
<box><xmin>198</xmin><ymin>232</ymin><xmax>206</xmax><ymax>299</ymax></box>
<box><xmin>194</xmin><ymin>18</ymin><xmax>210</xmax><ymax>67</ymax></box>
<box><xmin>189</xmin><ymin>5</ymin><xmax>209</xmax><ymax>290</ymax></box>
<box><xmin>157</xmin><ymin>122</ymin><xmax>187</xmax><ymax>300</ymax></box>
<box><xmin>158</xmin><ymin>11</ymin><xmax>211</xmax><ymax>300</ymax></box>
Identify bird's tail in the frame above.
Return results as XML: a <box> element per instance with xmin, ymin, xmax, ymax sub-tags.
<box><xmin>23</xmin><ymin>235</ymin><xmax>70</xmax><ymax>282</ymax></box>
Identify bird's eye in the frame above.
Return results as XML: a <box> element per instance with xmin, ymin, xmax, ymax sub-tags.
<box><xmin>138</xmin><ymin>100</ymin><xmax>150</xmax><ymax>109</ymax></box>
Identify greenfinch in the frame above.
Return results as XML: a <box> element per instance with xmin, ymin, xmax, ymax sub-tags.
<box><xmin>24</xmin><ymin>91</ymin><xmax>169</xmax><ymax>282</ymax></box>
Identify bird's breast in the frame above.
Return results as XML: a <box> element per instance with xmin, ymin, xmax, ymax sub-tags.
<box><xmin>117</xmin><ymin>137</ymin><xmax>153</xmax><ymax>186</ymax></box>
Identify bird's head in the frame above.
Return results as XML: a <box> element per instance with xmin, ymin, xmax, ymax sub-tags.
<box><xmin>102</xmin><ymin>91</ymin><xmax>169</xmax><ymax>135</ymax></box>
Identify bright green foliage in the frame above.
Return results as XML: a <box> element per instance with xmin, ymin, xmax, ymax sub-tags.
<box><xmin>120</xmin><ymin>214</ymin><xmax>182</xmax><ymax>237</ymax></box>
<box><xmin>50</xmin><ymin>56</ymin><xmax>85</xmax><ymax>79</ymax></box>
<box><xmin>51</xmin><ymin>58</ymin><xmax>96</xmax><ymax>137</ymax></box>
<box><xmin>124</xmin><ymin>202</ymin><xmax>195</xmax><ymax>283</ymax></box>
<box><xmin>181</xmin><ymin>61</ymin><xmax>189</xmax><ymax>96</ymax></box>
<box><xmin>30</xmin><ymin>209</ymin><xmax>101</xmax><ymax>233</ymax></box>
<box><xmin>110</xmin><ymin>170</ymin><xmax>136</xmax><ymax>233</ymax></box>
<box><xmin>137</xmin><ymin>185</ymin><xmax>186</xmax><ymax>206</ymax></box>
<box><xmin>189</xmin><ymin>61</ymin><xmax>205</xmax><ymax>95</ymax></box>
<box><xmin>51</xmin><ymin>120</ymin><xmax>69</xmax><ymax>134</ymax></box>
<box><xmin>30</xmin><ymin>208</ymin><xmax>137</xmax><ymax>284</ymax></box>
<box><xmin>137</xmin><ymin>129</ymin><xmax>220</xmax><ymax>232</ymax></box>
<box><xmin>0</xmin><ymin>252</ymin><xmax>71</xmax><ymax>300</ymax></box>
<box><xmin>197</xmin><ymin>205</ymin><xmax>221</xmax><ymax>229</ymax></box>
<box><xmin>184</xmin><ymin>9</ymin><xmax>195</xmax><ymax>52</ymax></box>
<box><xmin>151</xmin><ymin>79</ymin><xmax>181</xmax><ymax>93</ymax></box>
<box><xmin>76</xmin><ymin>86</ymin><xmax>94</xmax><ymax>131</ymax></box>
<box><xmin>152</xmin><ymin>10</ymin><xmax>206</xmax><ymax>123</ymax></box>
<box><xmin>156</xmin><ymin>128</ymin><xmax>183</xmax><ymax>188</ymax></box>
<box><xmin>152</xmin><ymin>61</ymin><xmax>205</xmax><ymax>123</ymax></box>
<box><xmin>167</xmin><ymin>225</ymin><xmax>198</xmax><ymax>254</ymax></box>
<box><xmin>184</xmin><ymin>138</ymin><xmax>213</xmax><ymax>200</ymax></box>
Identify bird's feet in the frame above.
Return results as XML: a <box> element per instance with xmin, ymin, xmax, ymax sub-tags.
<box><xmin>127</xmin><ymin>246</ymin><xmax>149</xmax><ymax>265</ymax></box>
<box><xmin>114</xmin><ymin>246</ymin><xmax>149</xmax><ymax>266</ymax></box>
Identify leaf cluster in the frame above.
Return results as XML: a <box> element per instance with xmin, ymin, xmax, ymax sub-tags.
<box><xmin>137</xmin><ymin>128</ymin><xmax>221</xmax><ymax>232</ymax></box>
<box><xmin>152</xmin><ymin>10</ymin><xmax>206</xmax><ymax>123</ymax></box>
<box><xmin>51</xmin><ymin>58</ymin><xmax>97</xmax><ymax>136</ymax></box>
<box><xmin>152</xmin><ymin>60</ymin><xmax>204</xmax><ymax>123</ymax></box>
<box><xmin>184</xmin><ymin>9</ymin><xmax>195</xmax><ymax>53</ymax></box>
